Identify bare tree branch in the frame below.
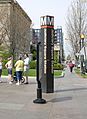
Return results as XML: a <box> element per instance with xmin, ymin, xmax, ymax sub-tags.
<box><xmin>66</xmin><ymin>0</ymin><xmax>87</xmax><ymax>57</ymax></box>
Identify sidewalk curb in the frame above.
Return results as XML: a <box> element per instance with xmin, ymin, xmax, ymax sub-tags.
<box><xmin>1</xmin><ymin>75</ymin><xmax>36</xmax><ymax>79</ymax></box>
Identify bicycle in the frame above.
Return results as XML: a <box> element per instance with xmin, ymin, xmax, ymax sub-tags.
<box><xmin>11</xmin><ymin>72</ymin><xmax>25</xmax><ymax>84</ymax></box>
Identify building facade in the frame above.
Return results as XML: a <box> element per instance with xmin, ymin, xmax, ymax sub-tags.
<box><xmin>32</xmin><ymin>29</ymin><xmax>41</xmax><ymax>44</ymax></box>
<box><xmin>32</xmin><ymin>26</ymin><xmax>64</xmax><ymax>63</ymax></box>
<box><xmin>0</xmin><ymin>0</ymin><xmax>32</xmax><ymax>57</ymax></box>
<box><xmin>54</xmin><ymin>26</ymin><xmax>64</xmax><ymax>63</ymax></box>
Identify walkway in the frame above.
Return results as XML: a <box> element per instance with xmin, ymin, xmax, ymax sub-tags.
<box><xmin>0</xmin><ymin>67</ymin><xmax>87</xmax><ymax>119</ymax></box>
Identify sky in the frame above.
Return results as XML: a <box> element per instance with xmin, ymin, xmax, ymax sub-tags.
<box><xmin>16</xmin><ymin>0</ymin><xmax>73</xmax><ymax>56</ymax></box>
<box><xmin>17</xmin><ymin>0</ymin><xmax>72</xmax><ymax>31</ymax></box>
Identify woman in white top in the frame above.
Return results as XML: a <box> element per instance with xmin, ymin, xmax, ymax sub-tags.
<box><xmin>0</xmin><ymin>57</ymin><xmax>2</xmax><ymax>82</ymax></box>
<box><xmin>5</xmin><ymin>56</ymin><xmax>13</xmax><ymax>84</ymax></box>
<box><xmin>24</xmin><ymin>54</ymin><xmax>30</xmax><ymax>84</ymax></box>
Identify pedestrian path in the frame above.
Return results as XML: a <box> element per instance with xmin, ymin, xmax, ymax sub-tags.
<box><xmin>0</xmin><ymin>68</ymin><xmax>87</xmax><ymax>119</ymax></box>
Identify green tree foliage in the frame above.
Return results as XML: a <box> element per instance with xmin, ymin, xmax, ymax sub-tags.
<box><xmin>30</xmin><ymin>45</ymin><xmax>36</xmax><ymax>60</ymax></box>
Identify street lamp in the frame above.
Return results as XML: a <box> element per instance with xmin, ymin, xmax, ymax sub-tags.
<box><xmin>33</xmin><ymin>38</ymin><xmax>46</xmax><ymax>104</ymax></box>
<box><xmin>80</xmin><ymin>34</ymin><xmax>87</xmax><ymax>73</ymax></box>
<box><xmin>80</xmin><ymin>34</ymin><xmax>85</xmax><ymax>49</ymax></box>
<box><xmin>80</xmin><ymin>34</ymin><xmax>86</xmax><ymax>59</ymax></box>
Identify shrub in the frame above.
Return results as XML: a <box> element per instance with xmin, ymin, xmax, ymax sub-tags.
<box><xmin>29</xmin><ymin>60</ymin><xmax>36</xmax><ymax>69</ymax></box>
<box><xmin>53</xmin><ymin>63</ymin><xmax>64</xmax><ymax>70</ymax></box>
<box><xmin>32</xmin><ymin>51</ymin><xmax>36</xmax><ymax>60</ymax></box>
<box><xmin>2</xmin><ymin>60</ymin><xmax>8</xmax><ymax>69</ymax></box>
<box><xmin>30</xmin><ymin>61</ymin><xmax>64</xmax><ymax>70</ymax></box>
<box><xmin>0</xmin><ymin>52</ymin><xmax>11</xmax><ymax>59</ymax></box>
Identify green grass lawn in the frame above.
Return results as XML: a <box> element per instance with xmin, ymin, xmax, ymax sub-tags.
<box><xmin>2</xmin><ymin>69</ymin><xmax>8</xmax><ymax>76</ymax></box>
<box><xmin>74</xmin><ymin>68</ymin><xmax>87</xmax><ymax>78</ymax></box>
<box><xmin>54</xmin><ymin>70</ymin><xmax>62</xmax><ymax>77</ymax></box>
<box><xmin>2</xmin><ymin>69</ymin><xmax>62</xmax><ymax>77</ymax></box>
<box><xmin>29</xmin><ymin>69</ymin><xmax>36</xmax><ymax>76</ymax></box>
<box><xmin>2</xmin><ymin>69</ymin><xmax>36</xmax><ymax>77</ymax></box>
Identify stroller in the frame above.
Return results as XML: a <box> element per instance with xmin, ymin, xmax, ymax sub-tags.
<box><xmin>12</xmin><ymin>72</ymin><xmax>25</xmax><ymax>83</ymax></box>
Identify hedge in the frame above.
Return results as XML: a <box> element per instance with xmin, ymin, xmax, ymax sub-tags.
<box><xmin>29</xmin><ymin>60</ymin><xmax>36</xmax><ymax>69</ymax></box>
<box><xmin>2</xmin><ymin>59</ymin><xmax>64</xmax><ymax>70</ymax></box>
<box><xmin>53</xmin><ymin>63</ymin><xmax>64</xmax><ymax>70</ymax></box>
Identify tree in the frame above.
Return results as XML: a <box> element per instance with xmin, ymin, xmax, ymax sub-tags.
<box><xmin>66</xmin><ymin>0</ymin><xmax>87</xmax><ymax>57</ymax></box>
<box><xmin>66</xmin><ymin>55</ymin><xmax>71</xmax><ymax>61</ymax></box>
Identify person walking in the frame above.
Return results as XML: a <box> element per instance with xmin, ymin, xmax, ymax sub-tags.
<box><xmin>5</xmin><ymin>56</ymin><xmax>13</xmax><ymax>84</ymax></box>
<box><xmin>68</xmin><ymin>60</ymin><xmax>74</xmax><ymax>73</ymax></box>
<box><xmin>72</xmin><ymin>59</ymin><xmax>75</xmax><ymax>67</ymax></box>
<box><xmin>24</xmin><ymin>54</ymin><xmax>30</xmax><ymax>84</ymax></box>
<box><xmin>14</xmin><ymin>56</ymin><xmax>24</xmax><ymax>85</ymax></box>
<box><xmin>0</xmin><ymin>57</ymin><xmax>2</xmax><ymax>82</ymax></box>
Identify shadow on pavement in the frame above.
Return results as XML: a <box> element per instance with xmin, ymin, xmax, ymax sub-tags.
<box><xmin>47</xmin><ymin>96</ymin><xmax>72</xmax><ymax>103</ymax></box>
<box><xmin>55</xmin><ymin>87</ymin><xmax>87</xmax><ymax>93</ymax></box>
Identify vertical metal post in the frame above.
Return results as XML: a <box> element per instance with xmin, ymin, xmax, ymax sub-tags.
<box><xmin>80</xmin><ymin>55</ymin><xmax>85</xmax><ymax>74</ymax></box>
<box><xmin>33</xmin><ymin>42</ymin><xmax>46</xmax><ymax>104</ymax></box>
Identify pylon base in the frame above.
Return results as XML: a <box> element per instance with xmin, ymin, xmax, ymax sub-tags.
<box><xmin>33</xmin><ymin>98</ymin><xmax>46</xmax><ymax>104</ymax></box>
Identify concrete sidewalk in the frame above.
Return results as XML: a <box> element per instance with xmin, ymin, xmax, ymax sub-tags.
<box><xmin>0</xmin><ymin>67</ymin><xmax>87</xmax><ymax>119</ymax></box>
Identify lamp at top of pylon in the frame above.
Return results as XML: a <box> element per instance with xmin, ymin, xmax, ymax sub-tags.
<box><xmin>40</xmin><ymin>15</ymin><xmax>54</xmax><ymax>28</ymax></box>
